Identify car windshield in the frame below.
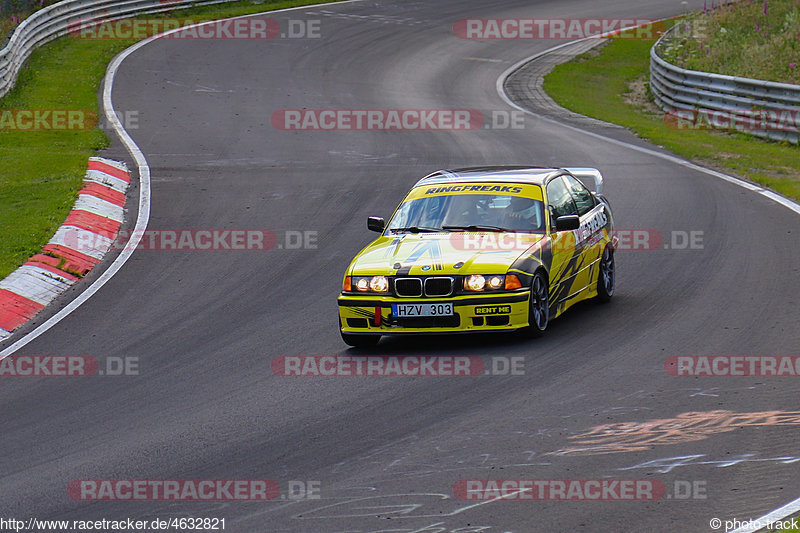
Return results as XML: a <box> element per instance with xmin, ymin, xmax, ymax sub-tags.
<box><xmin>386</xmin><ymin>192</ymin><xmax>545</xmax><ymax>233</ymax></box>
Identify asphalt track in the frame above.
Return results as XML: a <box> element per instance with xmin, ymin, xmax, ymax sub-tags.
<box><xmin>2</xmin><ymin>1</ymin><xmax>800</xmax><ymax>531</ymax></box>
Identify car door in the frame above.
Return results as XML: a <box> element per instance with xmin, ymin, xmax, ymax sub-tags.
<box><xmin>544</xmin><ymin>175</ymin><xmax>582</xmax><ymax>311</ymax></box>
<box><xmin>564</xmin><ymin>175</ymin><xmax>608</xmax><ymax>286</ymax></box>
<box><xmin>563</xmin><ymin>173</ymin><xmax>604</xmax><ymax>292</ymax></box>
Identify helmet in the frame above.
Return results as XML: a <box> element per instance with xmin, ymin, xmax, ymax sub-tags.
<box><xmin>510</xmin><ymin>196</ymin><xmax>536</xmax><ymax>210</ymax></box>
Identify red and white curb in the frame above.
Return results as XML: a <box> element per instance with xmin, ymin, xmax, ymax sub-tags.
<box><xmin>0</xmin><ymin>157</ymin><xmax>129</xmax><ymax>341</ymax></box>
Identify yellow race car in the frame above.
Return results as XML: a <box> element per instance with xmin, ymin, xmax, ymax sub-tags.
<box><xmin>338</xmin><ymin>166</ymin><xmax>616</xmax><ymax>347</ymax></box>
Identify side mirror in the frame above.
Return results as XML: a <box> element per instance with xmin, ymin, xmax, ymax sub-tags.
<box><xmin>555</xmin><ymin>215</ymin><xmax>580</xmax><ymax>231</ymax></box>
<box><xmin>367</xmin><ymin>216</ymin><xmax>385</xmax><ymax>233</ymax></box>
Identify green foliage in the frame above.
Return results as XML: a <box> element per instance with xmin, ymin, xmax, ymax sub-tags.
<box><xmin>543</xmin><ymin>23</ymin><xmax>800</xmax><ymax>204</ymax></box>
<box><xmin>662</xmin><ymin>0</ymin><xmax>800</xmax><ymax>84</ymax></box>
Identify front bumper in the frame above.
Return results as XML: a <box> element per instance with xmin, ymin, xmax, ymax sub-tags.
<box><xmin>338</xmin><ymin>291</ymin><xmax>531</xmax><ymax>335</ymax></box>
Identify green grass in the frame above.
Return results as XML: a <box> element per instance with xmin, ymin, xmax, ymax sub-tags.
<box><xmin>1</xmin><ymin>1</ymin><xmax>62</xmax><ymax>45</ymax></box>
<box><xmin>662</xmin><ymin>0</ymin><xmax>800</xmax><ymax>84</ymax></box>
<box><xmin>542</xmin><ymin>25</ymin><xmax>800</xmax><ymax>203</ymax></box>
<box><xmin>0</xmin><ymin>0</ymin><xmax>341</xmax><ymax>279</ymax></box>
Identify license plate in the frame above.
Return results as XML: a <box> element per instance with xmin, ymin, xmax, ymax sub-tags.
<box><xmin>392</xmin><ymin>302</ymin><xmax>454</xmax><ymax>317</ymax></box>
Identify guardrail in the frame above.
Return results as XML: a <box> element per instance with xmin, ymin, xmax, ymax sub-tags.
<box><xmin>0</xmin><ymin>0</ymin><xmax>236</xmax><ymax>99</ymax></box>
<box><xmin>650</xmin><ymin>24</ymin><xmax>800</xmax><ymax>144</ymax></box>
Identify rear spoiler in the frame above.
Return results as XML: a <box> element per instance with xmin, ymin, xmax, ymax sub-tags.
<box><xmin>563</xmin><ymin>168</ymin><xmax>603</xmax><ymax>195</ymax></box>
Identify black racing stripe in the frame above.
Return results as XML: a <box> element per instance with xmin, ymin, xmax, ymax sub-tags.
<box><xmin>349</xmin><ymin>308</ymin><xmax>376</xmax><ymax>319</ymax></box>
<box><xmin>396</xmin><ymin>239</ymin><xmax>441</xmax><ymax>275</ymax></box>
<box><xmin>550</xmin><ymin>245</ymin><xmax>587</xmax><ymax>306</ymax></box>
<box><xmin>434</xmin><ymin>240</ymin><xmax>443</xmax><ymax>271</ymax></box>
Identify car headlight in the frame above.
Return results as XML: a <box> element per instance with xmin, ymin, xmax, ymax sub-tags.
<box><xmin>487</xmin><ymin>275</ymin><xmax>504</xmax><ymax>289</ymax></box>
<box><xmin>465</xmin><ymin>274</ymin><xmax>504</xmax><ymax>291</ymax></box>
<box><xmin>346</xmin><ymin>276</ymin><xmax>389</xmax><ymax>293</ymax></box>
<box><xmin>465</xmin><ymin>274</ymin><xmax>486</xmax><ymax>291</ymax></box>
<box><xmin>369</xmin><ymin>276</ymin><xmax>389</xmax><ymax>292</ymax></box>
<box><xmin>464</xmin><ymin>274</ymin><xmax>522</xmax><ymax>292</ymax></box>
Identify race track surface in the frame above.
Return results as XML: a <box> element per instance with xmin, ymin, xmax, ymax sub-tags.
<box><xmin>2</xmin><ymin>1</ymin><xmax>799</xmax><ymax>531</ymax></box>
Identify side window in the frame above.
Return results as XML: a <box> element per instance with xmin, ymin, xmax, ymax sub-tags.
<box><xmin>563</xmin><ymin>174</ymin><xmax>596</xmax><ymax>216</ymax></box>
<box><xmin>546</xmin><ymin>177</ymin><xmax>578</xmax><ymax>225</ymax></box>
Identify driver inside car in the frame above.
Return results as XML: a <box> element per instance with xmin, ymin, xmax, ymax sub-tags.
<box><xmin>505</xmin><ymin>196</ymin><xmax>543</xmax><ymax>230</ymax></box>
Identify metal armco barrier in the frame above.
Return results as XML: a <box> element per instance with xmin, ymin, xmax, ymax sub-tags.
<box><xmin>0</xmin><ymin>0</ymin><xmax>236</xmax><ymax>98</ymax></box>
<box><xmin>650</xmin><ymin>24</ymin><xmax>800</xmax><ymax>144</ymax></box>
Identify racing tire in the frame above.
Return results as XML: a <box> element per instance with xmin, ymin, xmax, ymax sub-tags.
<box><xmin>523</xmin><ymin>270</ymin><xmax>549</xmax><ymax>338</ymax></box>
<box><xmin>596</xmin><ymin>245</ymin><xmax>615</xmax><ymax>303</ymax></box>
<box><xmin>341</xmin><ymin>332</ymin><xmax>381</xmax><ymax>348</ymax></box>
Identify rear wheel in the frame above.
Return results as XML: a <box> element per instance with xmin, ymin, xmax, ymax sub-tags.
<box><xmin>341</xmin><ymin>331</ymin><xmax>380</xmax><ymax>348</ymax></box>
<box><xmin>596</xmin><ymin>245</ymin><xmax>615</xmax><ymax>302</ymax></box>
<box><xmin>523</xmin><ymin>271</ymin><xmax>549</xmax><ymax>338</ymax></box>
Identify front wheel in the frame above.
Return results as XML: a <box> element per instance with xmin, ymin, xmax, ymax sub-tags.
<box><xmin>341</xmin><ymin>331</ymin><xmax>380</xmax><ymax>348</ymax></box>
<box><xmin>596</xmin><ymin>245</ymin><xmax>615</xmax><ymax>303</ymax></box>
<box><xmin>523</xmin><ymin>271</ymin><xmax>549</xmax><ymax>338</ymax></box>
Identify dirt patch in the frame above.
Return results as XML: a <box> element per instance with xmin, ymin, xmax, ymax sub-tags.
<box><xmin>623</xmin><ymin>76</ymin><xmax>661</xmax><ymax>116</ymax></box>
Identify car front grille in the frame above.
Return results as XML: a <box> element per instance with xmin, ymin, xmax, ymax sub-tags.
<box><xmin>395</xmin><ymin>277</ymin><xmax>423</xmax><ymax>297</ymax></box>
<box><xmin>424</xmin><ymin>277</ymin><xmax>454</xmax><ymax>297</ymax></box>
<box><xmin>394</xmin><ymin>276</ymin><xmax>455</xmax><ymax>297</ymax></box>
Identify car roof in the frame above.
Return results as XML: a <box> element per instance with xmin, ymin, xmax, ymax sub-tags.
<box><xmin>412</xmin><ymin>166</ymin><xmax>603</xmax><ymax>192</ymax></box>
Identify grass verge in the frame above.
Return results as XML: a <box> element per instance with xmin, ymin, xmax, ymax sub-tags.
<box><xmin>662</xmin><ymin>0</ymin><xmax>800</xmax><ymax>84</ymax></box>
<box><xmin>542</xmin><ymin>26</ymin><xmax>800</xmax><ymax>204</ymax></box>
<box><xmin>0</xmin><ymin>0</ymin><xmax>341</xmax><ymax>280</ymax></box>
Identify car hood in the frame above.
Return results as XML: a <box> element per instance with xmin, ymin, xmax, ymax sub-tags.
<box><xmin>348</xmin><ymin>232</ymin><xmax>545</xmax><ymax>276</ymax></box>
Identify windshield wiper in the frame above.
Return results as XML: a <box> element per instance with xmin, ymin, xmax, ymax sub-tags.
<box><xmin>389</xmin><ymin>226</ymin><xmax>445</xmax><ymax>233</ymax></box>
<box><xmin>442</xmin><ymin>224</ymin><xmax>510</xmax><ymax>232</ymax></box>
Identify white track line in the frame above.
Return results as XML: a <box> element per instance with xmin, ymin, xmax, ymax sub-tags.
<box><xmin>730</xmin><ymin>500</ymin><xmax>800</xmax><ymax>532</ymax></box>
<box><xmin>0</xmin><ymin>36</ymin><xmax>152</xmax><ymax>357</ymax></box>
<box><xmin>0</xmin><ymin>0</ymin><xmax>364</xmax><ymax>358</ymax></box>
<box><xmin>494</xmin><ymin>22</ymin><xmax>800</xmax><ymax>533</ymax></box>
